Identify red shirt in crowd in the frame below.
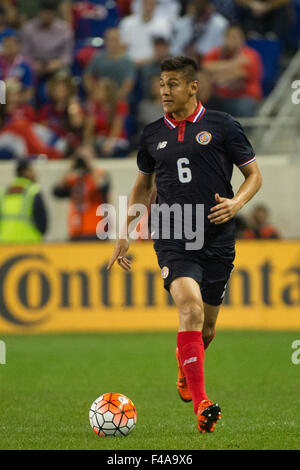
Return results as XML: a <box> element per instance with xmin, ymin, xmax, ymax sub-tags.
<box><xmin>5</xmin><ymin>104</ymin><xmax>36</xmax><ymax>123</ymax></box>
<box><xmin>64</xmin><ymin>172</ymin><xmax>108</xmax><ymax>239</ymax></box>
<box><xmin>87</xmin><ymin>100</ymin><xmax>128</xmax><ymax>138</ymax></box>
<box><xmin>243</xmin><ymin>225</ymin><xmax>281</xmax><ymax>239</ymax></box>
<box><xmin>37</xmin><ymin>102</ymin><xmax>85</xmax><ymax>150</ymax></box>
<box><xmin>2</xmin><ymin>118</ymin><xmax>62</xmax><ymax>159</ymax></box>
<box><xmin>203</xmin><ymin>46</ymin><xmax>263</xmax><ymax>101</ymax></box>
<box><xmin>38</xmin><ymin>104</ymin><xmax>68</xmax><ymax>137</ymax></box>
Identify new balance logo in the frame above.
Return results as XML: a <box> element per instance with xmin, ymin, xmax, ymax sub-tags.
<box><xmin>157</xmin><ymin>141</ymin><xmax>168</xmax><ymax>150</ymax></box>
<box><xmin>183</xmin><ymin>357</ymin><xmax>197</xmax><ymax>366</ymax></box>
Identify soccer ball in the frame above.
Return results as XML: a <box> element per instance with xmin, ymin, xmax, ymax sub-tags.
<box><xmin>89</xmin><ymin>392</ymin><xmax>137</xmax><ymax>437</ymax></box>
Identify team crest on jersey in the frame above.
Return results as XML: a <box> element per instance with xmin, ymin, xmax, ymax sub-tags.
<box><xmin>161</xmin><ymin>266</ymin><xmax>169</xmax><ymax>279</ymax></box>
<box><xmin>196</xmin><ymin>131</ymin><xmax>212</xmax><ymax>145</ymax></box>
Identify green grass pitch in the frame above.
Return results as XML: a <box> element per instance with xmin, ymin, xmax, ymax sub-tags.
<box><xmin>0</xmin><ymin>331</ymin><xmax>299</xmax><ymax>450</ymax></box>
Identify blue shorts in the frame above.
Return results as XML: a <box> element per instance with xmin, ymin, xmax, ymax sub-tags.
<box><xmin>154</xmin><ymin>241</ymin><xmax>235</xmax><ymax>306</ymax></box>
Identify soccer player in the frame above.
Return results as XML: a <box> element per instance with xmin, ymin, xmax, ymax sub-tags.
<box><xmin>108</xmin><ymin>57</ymin><xmax>262</xmax><ymax>433</ymax></box>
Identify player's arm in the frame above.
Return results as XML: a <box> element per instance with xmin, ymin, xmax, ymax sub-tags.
<box><xmin>107</xmin><ymin>171</ymin><xmax>155</xmax><ymax>271</ymax></box>
<box><xmin>208</xmin><ymin>161</ymin><xmax>262</xmax><ymax>225</ymax></box>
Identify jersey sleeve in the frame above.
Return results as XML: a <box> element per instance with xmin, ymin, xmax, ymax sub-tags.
<box><xmin>224</xmin><ymin>114</ymin><xmax>256</xmax><ymax>168</ymax></box>
<box><xmin>137</xmin><ymin>128</ymin><xmax>155</xmax><ymax>175</ymax></box>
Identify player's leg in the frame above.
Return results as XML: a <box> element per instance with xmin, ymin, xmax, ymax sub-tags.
<box><xmin>170</xmin><ymin>277</ymin><xmax>207</xmax><ymax>412</ymax></box>
<box><xmin>171</xmin><ymin>276</ymin><xmax>204</xmax><ymax>333</ymax></box>
<box><xmin>176</xmin><ymin>301</ymin><xmax>220</xmax><ymax>402</ymax></box>
<box><xmin>174</xmin><ymin>277</ymin><xmax>203</xmax><ymax>403</ymax></box>
<box><xmin>170</xmin><ymin>276</ymin><xmax>221</xmax><ymax>433</ymax></box>
<box><xmin>200</xmin><ymin>245</ymin><xmax>235</xmax><ymax>350</ymax></box>
<box><xmin>155</xmin><ymin>244</ymin><xmax>203</xmax><ymax>402</ymax></box>
<box><xmin>202</xmin><ymin>302</ymin><xmax>221</xmax><ymax>350</ymax></box>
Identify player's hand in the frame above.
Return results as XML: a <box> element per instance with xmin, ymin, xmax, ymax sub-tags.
<box><xmin>208</xmin><ymin>193</ymin><xmax>241</xmax><ymax>225</ymax></box>
<box><xmin>107</xmin><ymin>238</ymin><xmax>131</xmax><ymax>272</ymax></box>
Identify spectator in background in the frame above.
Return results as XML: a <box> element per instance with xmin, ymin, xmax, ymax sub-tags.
<box><xmin>0</xmin><ymin>78</ymin><xmax>36</xmax><ymax>125</ymax></box>
<box><xmin>140</xmin><ymin>37</ymin><xmax>170</xmax><ymax>99</ymax></box>
<box><xmin>0</xmin><ymin>32</ymin><xmax>35</xmax><ymax>104</ymax></box>
<box><xmin>171</xmin><ymin>0</ymin><xmax>228</xmax><ymax>60</ymax></box>
<box><xmin>70</xmin><ymin>0</ymin><xmax>119</xmax><ymax>40</ymax></box>
<box><xmin>84</xmin><ymin>78</ymin><xmax>130</xmax><ymax>158</ymax></box>
<box><xmin>119</xmin><ymin>0</ymin><xmax>172</xmax><ymax>65</ymax></box>
<box><xmin>84</xmin><ymin>27</ymin><xmax>136</xmax><ymax>102</ymax></box>
<box><xmin>18</xmin><ymin>0</ymin><xmax>70</xmax><ymax>24</ymax></box>
<box><xmin>53</xmin><ymin>145</ymin><xmax>111</xmax><ymax>241</ymax></box>
<box><xmin>0</xmin><ymin>1</ymin><xmax>20</xmax><ymax>29</ymax></box>
<box><xmin>243</xmin><ymin>204</ymin><xmax>281</xmax><ymax>239</ymax></box>
<box><xmin>21</xmin><ymin>0</ymin><xmax>73</xmax><ymax>80</ymax></box>
<box><xmin>202</xmin><ymin>25</ymin><xmax>263</xmax><ymax>117</ymax></box>
<box><xmin>36</xmin><ymin>72</ymin><xmax>85</xmax><ymax>156</ymax></box>
<box><xmin>0</xmin><ymin>159</ymin><xmax>47</xmax><ymax>242</ymax></box>
<box><xmin>0</xmin><ymin>5</ymin><xmax>16</xmax><ymax>50</ymax></box>
<box><xmin>0</xmin><ymin>79</ymin><xmax>62</xmax><ymax>159</ymax></box>
<box><xmin>196</xmin><ymin>68</ymin><xmax>218</xmax><ymax>108</ymax></box>
<box><xmin>235</xmin><ymin>0</ymin><xmax>292</xmax><ymax>40</ymax></box>
<box><xmin>138</xmin><ymin>75</ymin><xmax>163</xmax><ymax>129</ymax></box>
<box><xmin>64</xmin><ymin>100</ymin><xmax>87</xmax><ymax>155</ymax></box>
<box><xmin>130</xmin><ymin>0</ymin><xmax>181</xmax><ymax>22</ymax></box>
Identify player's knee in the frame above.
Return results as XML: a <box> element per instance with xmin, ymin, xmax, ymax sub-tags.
<box><xmin>179</xmin><ymin>300</ymin><xmax>204</xmax><ymax>330</ymax></box>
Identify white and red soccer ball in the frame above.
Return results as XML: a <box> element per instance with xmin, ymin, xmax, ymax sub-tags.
<box><xmin>89</xmin><ymin>393</ymin><xmax>137</xmax><ymax>437</ymax></box>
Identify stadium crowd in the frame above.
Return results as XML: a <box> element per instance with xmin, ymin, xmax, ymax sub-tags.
<box><xmin>0</xmin><ymin>0</ymin><xmax>291</xmax><ymax>242</ymax></box>
<box><xmin>0</xmin><ymin>0</ymin><xmax>297</xmax><ymax>161</ymax></box>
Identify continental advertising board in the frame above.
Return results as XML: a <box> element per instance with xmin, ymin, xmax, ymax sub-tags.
<box><xmin>0</xmin><ymin>241</ymin><xmax>299</xmax><ymax>333</ymax></box>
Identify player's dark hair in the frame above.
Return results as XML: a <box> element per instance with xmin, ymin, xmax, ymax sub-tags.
<box><xmin>160</xmin><ymin>56</ymin><xmax>199</xmax><ymax>83</ymax></box>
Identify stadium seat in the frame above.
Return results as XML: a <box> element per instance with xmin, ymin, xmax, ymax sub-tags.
<box><xmin>247</xmin><ymin>39</ymin><xmax>282</xmax><ymax>96</ymax></box>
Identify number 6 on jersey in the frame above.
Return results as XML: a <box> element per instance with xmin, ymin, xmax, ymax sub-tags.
<box><xmin>177</xmin><ymin>158</ymin><xmax>192</xmax><ymax>183</ymax></box>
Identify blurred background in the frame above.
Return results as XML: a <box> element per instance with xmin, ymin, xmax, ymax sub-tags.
<box><xmin>0</xmin><ymin>0</ymin><xmax>299</xmax><ymax>333</ymax></box>
<box><xmin>0</xmin><ymin>1</ymin><xmax>299</xmax><ymax>452</ymax></box>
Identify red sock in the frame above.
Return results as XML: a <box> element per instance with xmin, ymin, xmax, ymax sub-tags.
<box><xmin>204</xmin><ymin>329</ymin><xmax>215</xmax><ymax>350</ymax></box>
<box><xmin>177</xmin><ymin>331</ymin><xmax>208</xmax><ymax>414</ymax></box>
